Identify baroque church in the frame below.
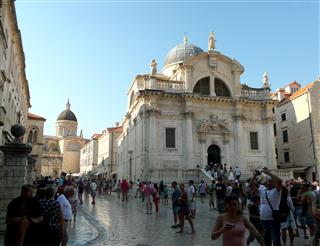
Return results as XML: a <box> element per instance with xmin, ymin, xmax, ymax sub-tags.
<box><xmin>116</xmin><ymin>33</ymin><xmax>277</xmax><ymax>183</ymax></box>
<box><xmin>41</xmin><ymin>100</ymin><xmax>87</xmax><ymax>176</ymax></box>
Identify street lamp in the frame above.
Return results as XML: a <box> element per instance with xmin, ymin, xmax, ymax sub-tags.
<box><xmin>128</xmin><ymin>149</ymin><xmax>133</xmax><ymax>181</ymax></box>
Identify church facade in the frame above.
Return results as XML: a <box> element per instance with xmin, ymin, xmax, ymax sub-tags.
<box><xmin>117</xmin><ymin>34</ymin><xmax>277</xmax><ymax>183</ymax></box>
<box><xmin>41</xmin><ymin>100</ymin><xmax>87</xmax><ymax>176</ymax></box>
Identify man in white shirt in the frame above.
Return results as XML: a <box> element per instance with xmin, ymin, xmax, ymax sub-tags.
<box><xmin>90</xmin><ymin>180</ymin><xmax>97</xmax><ymax>205</ymax></box>
<box><xmin>57</xmin><ymin>187</ymin><xmax>73</xmax><ymax>246</ymax></box>
<box><xmin>187</xmin><ymin>180</ymin><xmax>196</xmax><ymax>219</ymax></box>
<box><xmin>250</xmin><ymin>168</ymin><xmax>282</xmax><ymax>246</ymax></box>
<box><xmin>235</xmin><ymin>166</ymin><xmax>241</xmax><ymax>180</ymax></box>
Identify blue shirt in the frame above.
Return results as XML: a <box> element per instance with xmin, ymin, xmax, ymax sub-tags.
<box><xmin>172</xmin><ymin>188</ymin><xmax>181</xmax><ymax>206</ymax></box>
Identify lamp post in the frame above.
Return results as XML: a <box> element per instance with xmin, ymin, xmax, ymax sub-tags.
<box><xmin>128</xmin><ymin>149</ymin><xmax>133</xmax><ymax>181</ymax></box>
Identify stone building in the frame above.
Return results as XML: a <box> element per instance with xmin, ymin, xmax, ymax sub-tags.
<box><xmin>80</xmin><ymin>133</ymin><xmax>101</xmax><ymax>175</ymax></box>
<box><xmin>0</xmin><ymin>0</ymin><xmax>32</xmax><ymax>232</ymax></box>
<box><xmin>94</xmin><ymin>125</ymin><xmax>122</xmax><ymax>177</ymax></box>
<box><xmin>41</xmin><ymin>100</ymin><xmax>88</xmax><ymax>176</ymax></box>
<box><xmin>25</xmin><ymin>112</ymin><xmax>46</xmax><ymax>177</ymax></box>
<box><xmin>273</xmin><ymin>80</ymin><xmax>320</xmax><ymax>180</ymax></box>
<box><xmin>116</xmin><ymin>34</ymin><xmax>277</xmax><ymax>183</ymax></box>
<box><xmin>0</xmin><ymin>0</ymin><xmax>31</xmax><ymax>145</ymax></box>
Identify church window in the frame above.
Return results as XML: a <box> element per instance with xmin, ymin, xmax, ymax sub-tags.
<box><xmin>165</xmin><ymin>128</ymin><xmax>176</xmax><ymax>148</ymax></box>
<box><xmin>193</xmin><ymin>77</ymin><xmax>210</xmax><ymax>95</ymax></box>
<box><xmin>27</xmin><ymin>127</ymin><xmax>38</xmax><ymax>144</ymax></box>
<box><xmin>249</xmin><ymin>132</ymin><xmax>259</xmax><ymax>150</ymax></box>
<box><xmin>281</xmin><ymin>113</ymin><xmax>286</xmax><ymax>121</ymax></box>
<box><xmin>284</xmin><ymin>151</ymin><xmax>290</xmax><ymax>162</ymax></box>
<box><xmin>215</xmin><ymin>78</ymin><xmax>231</xmax><ymax>97</ymax></box>
<box><xmin>273</xmin><ymin>123</ymin><xmax>277</xmax><ymax>136</ymax></box>
<box><xmin>282</xmin><ymin>130</ymin><xmax>288</xmax><ymax>143</ymax></box>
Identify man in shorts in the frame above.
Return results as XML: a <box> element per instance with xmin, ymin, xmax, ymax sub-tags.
<box><xmin>171</xmin><ymin>181</ymin><xmax>181</xmax><ymax>228</ymax></box>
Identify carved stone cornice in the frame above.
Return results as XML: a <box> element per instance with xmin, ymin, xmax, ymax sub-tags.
<box><xmin>182</xmin><ymin>111</ymin><xmax>193</xmax><ymax>119</ymax></box>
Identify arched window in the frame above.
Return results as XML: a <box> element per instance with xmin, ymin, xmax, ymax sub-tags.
<box><xmin>27</xmin><ymin>126</ymin><xmax>38</xmax><ymax>144</ymax></box>
<box><xmin>193</xmin><ymin>77</ymin><xmax>210</xmax><ymax>95</ymax></box>
<box><xmin>214</xmin><ymin>78</ymin><xmax>231</xmax><ymax>97</ymax></box>
<box><xmin>27</xmin><ymin>131</ymin><xmax>33</xmax><ymax>143</ymax></box>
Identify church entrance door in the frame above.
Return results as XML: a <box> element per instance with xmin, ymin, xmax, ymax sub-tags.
<box><xmin>207</xmin><ymin>145</ymin><xmax>221</xmax><ymax>165</ymax></box>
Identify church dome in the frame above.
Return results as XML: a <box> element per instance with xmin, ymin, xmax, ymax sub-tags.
<box><xmin>164</xmin><ymin>36</ymin><xmax>204</xmax><ymax>67</ymax></box>
<box><xmin>57</xmin><ymin>100</ymin><xmax>77</xmax><ymax>122</ymax></box>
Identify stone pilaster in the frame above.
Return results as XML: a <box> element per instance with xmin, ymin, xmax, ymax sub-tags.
<box><xmin>0</xmin><ymin>124</ymin><xmax>32</xmax><ymax>232</ymax></box>
<box><xmin>147</xmin><ymin>109</ymin><xmax>159</xmax><ymax>174</ymax></box>
<box><xmin>183</xmin><ymin>111</ymin><xmax>194</xmax><ymax>169</ymax></box>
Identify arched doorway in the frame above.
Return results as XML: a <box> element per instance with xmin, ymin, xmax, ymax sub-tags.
<box><xmin>207</xmin><ymin>145</ymin><xmax>221</xmax><ymax>165</ymax></box>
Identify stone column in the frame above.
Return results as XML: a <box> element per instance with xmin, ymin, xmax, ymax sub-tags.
<box><xmin>200</xmin><ymin>139</ymin><xmax>206</xmax><ymax>168</ymax></box>
<box><xmin>210</xmin><ymin>74</ymin><xmax>216</xmax><ymax>96</ymax></box>
<box><xmin>234</xmin><ymin>114</ymin><xmax>243</xmax><ymax>169</ymax></box>
<box><xmin>0</xmin><ymin>124</ymin><xmax>32</xmax><ymax>232</ymax></box>
<box><xmin>147</xmin><ymin>109</ymin><xmax>158</xmax><ymax>175</ymax></box>
<box><xmin>183</xmin><ymin>111</ymin><xmax>194</xmax><ymax>169</ymax></box>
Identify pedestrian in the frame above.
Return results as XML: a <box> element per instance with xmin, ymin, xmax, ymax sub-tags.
<box><xmin>207</xmin><ymin>180</ymin><xmax>215</xmax><ymax>209</ymax></box>
<box><xmin>300</xmin><ymin>182</ymin><xmax>315</xmax><ymax>240</ymax></box>
<box><xmin>187</xmin><ymin>180</ymin><xmax>196</xmax><ymax>219</ymax></box>
<box><xmin>280</xmin><ymin>187</ymin><xmax>296</xmax><ymax>246</ymax></box>
<box><xmin>176</xmin><ymin>183</ymin><xmax>195</xmax><ymax>234</ymax></box>
<box><xmin>211</xmin><ymin>194</ymin><xmax>264</xmax><ymax>246</ymax></box>
<box><xmin>39</xmin><ymin>186</ymin><xmax>64</xmax><ymax>246</ymax></box>
<box><xmin>159</xmin><ymin>180</ymin><xmax>165</xmax><ymax>204</ymax></box>
<box><xmin>77</xmin><ymin>178</ymin><xmax>84</xmax><ymax>204</ymax></box>
<box><xmin>56</xmin><ymin>186</ymin><xmax>74</xmax><ymax>246</ymax></box>
<box><xmin>153</xmin><ymin>183</ymin><xmax>160</xmax><ymax>213</ymax></box>
<box><xmin>250</xmin><ymin>167</ymin><xmax>282</xmax><ymax>246</ymax></box>
<box><xmin>5</xmin><ymin>184</ymin><xmax>44</xmax><ymax>246</ymax></box>
<box><xmin>144</xmin><ymin>182</ymin><xmax>154</xmax><ymax>214</ymax></box>
<box><xmin>171</xmin><ymin>181</ymin><xmax>181</xmax><ymax>228</ymax></box>
<box><xmin>90</xmin><ymin>179</ymin><xmax>97</xmax><ymax>205</ymax></box>
<box><xmin>215</xmin><ymin>177</ymin><xmax>227</xmax><ymax>214</ymax></box>
<box><xmin>311</xmin><ymin>184</ymin><xmax>320</xmax><ymax>245</ymax></box>
<box><xmin>247</xmin><ymin>195</ymin><xmax>263</xmax><ymax>245</ymax></box>
<box><xmin>121</xmin><ymin>179</ymin><xmax>129</xmax><ymax>202</ymax></box>
<box><xmin>235</xmin><ymin>166</ymin><xmax>241</xmax><ymax>180</ymax></box>
<box><xmin>163</xmin><ymin>185</ymin><xmax>169</xmax><ymax>206</ymax></box>
<box><xmin>228</xmin><ymin>167</ymin><xmax>235</xmax><ymax>181</ymax></box>
<box><xmin>67</xmin><ymin>187</ymin><xmax>77</xmax><ymax>221</ymax></box>
<box><xmin>128</xmin><ymin>181</ymin><xmax>134</xmax><ymax>199</ymax></box>
<box><xmin>199</xmin><ymin>180</ymin><xmax>207</xmax><ymax>203</ymax></box>
<box><xmin>116</xmin><ymin>180</ymin><xmax>121</xmax><ymax>199</ymax></box>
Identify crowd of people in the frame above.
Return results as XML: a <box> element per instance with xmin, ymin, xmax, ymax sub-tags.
<box><xmin>5</xmin><ymin>165</ymin><xmax>320</xmax><ymax>246</ymax></box>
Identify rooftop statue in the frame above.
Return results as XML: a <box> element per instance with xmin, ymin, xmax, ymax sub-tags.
<box><xmin>150</xmin><ymin>59</ymin><xmax>157</xmax><ymax>75</ymax></box>
<box><xmin>208</xmin><ymin>31</ymin><xmax>215</xmax><ymax>51</ymax></box>
<box><xmin>263</xmin><ymin>72</ymin><xmax>270</xmax><ymax>88</ymax></box>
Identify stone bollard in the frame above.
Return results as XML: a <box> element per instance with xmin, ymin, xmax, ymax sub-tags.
<box><xmin>0</xmin><ymin>124</ymin><xmax>32</xmax><ymax>232</ymax></box>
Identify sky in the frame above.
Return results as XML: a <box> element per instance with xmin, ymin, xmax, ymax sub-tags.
<box><xmin>15</xmin><ymin>0</ymin><xmax>319</xmax><ymax>138</ymax></box>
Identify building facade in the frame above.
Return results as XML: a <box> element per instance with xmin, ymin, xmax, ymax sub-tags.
<box><xmin>117</xmin><ymin>34</ymin><xmax>277</xmax><ymax>183</ymax></box>
<box><xmin>274</xmin><ymin>80</ymin><xmax>320</xmax><ymax>180</ymax></box>
<box><xmin>96</xmin><ymin>125</ymin><xmax>122</xmax><ymax>177</ymax></box>
<box><xmin>41</xmin><ymin>100</ymin><xmax>88</xmax><ymax>176</ymax></box>
<box><xmin>0</xmin><ymin>0</ymin><xmax>31</xmax><ymax>145</ymax></box>
<box><xmin>25</xmin><ymin>112</ymin><xmax>46</xmax><ymax>177</ymax></box>
<box><xmin>80</xmin><ymin>133</ymin><xmax>100</xmax><ymax>175</ymax></box>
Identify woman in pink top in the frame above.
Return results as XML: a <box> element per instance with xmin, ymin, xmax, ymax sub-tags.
<box><xmin>211</xmin><ymin>194</ymin><xmax>264</xmax><ymax>246</ymax></box>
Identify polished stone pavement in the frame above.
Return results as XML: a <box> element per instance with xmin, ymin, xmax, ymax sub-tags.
<box><xmin>68</xmin><ymin>192</ymin><xmax>308</xmax><ymax>246</ymax></box>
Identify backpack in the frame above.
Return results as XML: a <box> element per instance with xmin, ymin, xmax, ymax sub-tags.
<box><xmin>266</xmin><ymin>188</ymin><xmax>290</xmax><ymax>223</ymax></box>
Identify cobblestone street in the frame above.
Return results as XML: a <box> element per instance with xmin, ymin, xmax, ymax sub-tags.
<box><xmin>68</xmin><ymin>192</ymin><xmax>307</xmax><ymax>246</ymax></box>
